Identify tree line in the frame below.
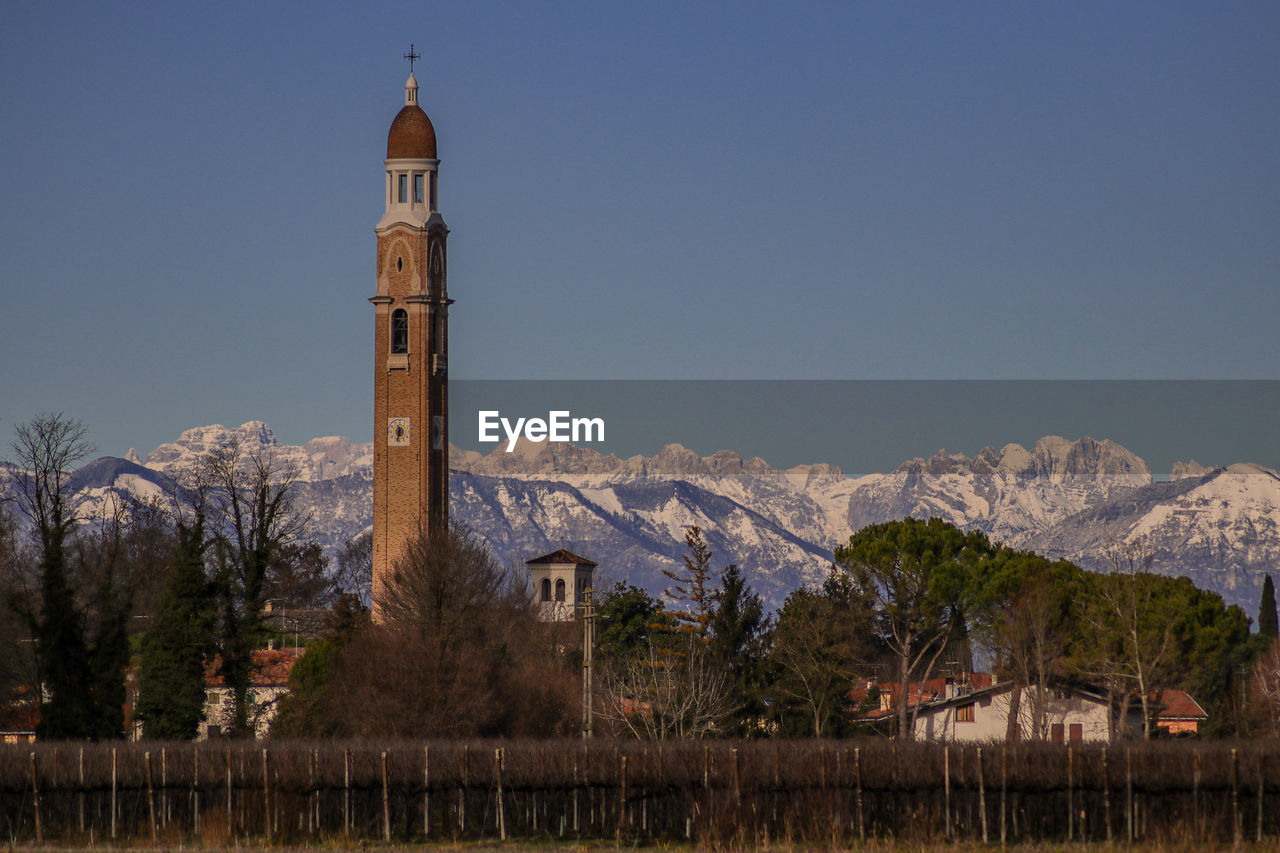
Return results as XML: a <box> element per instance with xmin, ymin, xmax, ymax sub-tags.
<box><xmin>0</xmin><ymin>412</ymin><xmax>355</xmax><ymax>740</ymax></box>
<box><xmin>2</xmin><ymin>411</ymin><xmax>1277</xmax><ymax>742</ymax></box>
<box><xmin>593</xmin><ymin>518</ymin><xmax>1271</xmax><ymax>740</ymax></box>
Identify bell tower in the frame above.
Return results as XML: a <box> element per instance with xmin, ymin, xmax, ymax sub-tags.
<box><xmin>371</xmin><ymin>59</ymin><xmax>450</xmax><ymax>619</ymax></box>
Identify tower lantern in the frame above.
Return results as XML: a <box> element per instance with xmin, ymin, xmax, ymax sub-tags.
<box><xmin>371</xmin><ymin>59</ymin><xmax>451</xmax><ymax>619</ymax></box>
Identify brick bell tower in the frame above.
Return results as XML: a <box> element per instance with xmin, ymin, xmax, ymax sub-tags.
<box><xmin>371</xmin><ymin>64</ymin><xmax>450</xmax><ymax>620</ymax></box>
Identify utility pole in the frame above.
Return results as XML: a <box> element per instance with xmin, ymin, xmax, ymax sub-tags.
<box><xmin>581</xmin><ymin>586</ymin><xmax>595</xmax><ymax>738</ymax></box>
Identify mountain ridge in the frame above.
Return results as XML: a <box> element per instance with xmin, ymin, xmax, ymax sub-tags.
<box><xmin>14</xmin><ymin>422</ymin><xmax>1277</xmax><ymax>615</ymax></box>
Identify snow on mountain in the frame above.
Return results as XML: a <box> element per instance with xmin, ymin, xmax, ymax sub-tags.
<box><xmin>843</xmin><ymin>436</ymin><xmax>1151</xmax><ymax>548</ymax></box>
<box><xmin>18</xmin><ymin>423</ymin><xmax>1276</xmax><ymax>614</ymax></box>
<box><xmin>144</xmin><ymin>422</ymin><xmax>372</xmax><ymax>483</ymax></box>
<box><xmin>1032</xmin><ymin>464</ymin><xmax>1280</xmax><ymax>610</ymax></box>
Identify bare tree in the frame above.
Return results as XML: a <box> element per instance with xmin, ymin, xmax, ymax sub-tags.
<box><xmin>1078</xmin><ymin>541</ymin><xmax>1179</xmax><ymax>740</ymax></box>
<box><xmin>1253</xmin><ymin>638</ymin><xmax>1280</xmax><ymax>735</ymax></box>
<box><xmin>598</xmin><ymin>632</ymin><xmax>735</xmax><ymax>739</ymax></box>
<box><xmin>333</xmin><ymin>529</ymin><xmax>373</xmax><ymax>606</ymax></box>
<box><xmin>309</xmin><ymin>524</ymin><xmax>575</xmax><ymax>738</ymax></box>
<box><xmin>9</xmin><ymin>413</ymin><xmax>98</xmax><ymax>738</ymax></box>
<box><xmin>205</xmin><ymin>440</ymin><xmax>309</xmax><ymax>735</ymax></box>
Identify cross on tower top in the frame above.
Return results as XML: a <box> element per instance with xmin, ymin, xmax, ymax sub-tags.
<box><xmin>403</xmin><ymin>44</ymin><xmax>420</xmax><ymax>73</ymax></box>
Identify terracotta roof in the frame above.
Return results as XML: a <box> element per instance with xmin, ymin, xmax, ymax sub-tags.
<box><xmin>387</xmin><ymin>105</ymin><xmax>437</xmax><ymax>159</ymax></box>
<box><xmin>526</xmin><ymin>548</ymin><xmax>597</xmax><ymax>567</ymax></box>
<box><xmin>852</xmin><ymin>672</ymin><xmax>994</xmax><ymax>714</ymax></box>
<box><xmin>205</xmin><ymin>647</ymin><xmax>304</xmax><ymax>688</ymax></box>
<box><xmin>1156</xmin><ymin>689</ymin><xmax>1208</xmax><ymax>720</ymax></box>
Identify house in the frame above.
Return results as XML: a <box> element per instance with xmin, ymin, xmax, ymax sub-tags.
<box><xmin>0</xmin><ymin>687</ymin><xmax>38</xmax><ymax>744</ymax></box>
<box><xmin>1153</xmin><ymin>689</ymin><xmax>1208</xmax><ymax>735</ymax></box>
<box><xmin>911</xmin><ymin>681</ymin><xmax>1116</xmax><ymax>743</ymax></box>
<box><xmin>199</xmin><ymin>646</ymin><xmax>304</xmax><ymax>740</ymax></box>
<box><xmin>855</xmin><ymin>674</ymin><xmax>1208</xmax><ymax>743</ymax></box>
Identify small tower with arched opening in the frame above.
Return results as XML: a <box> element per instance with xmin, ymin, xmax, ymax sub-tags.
<box><xmin>526</xmin><ymin>549</ymin><xmax>597</xmax><ymax>622</ymax></box>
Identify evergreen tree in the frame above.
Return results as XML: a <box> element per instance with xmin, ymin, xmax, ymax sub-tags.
<box><xmin>662</xmin><ymin>526</ymin><xmax>720</xmax><ymax>639</ymax></box>
<box><xmin>135</xmin><ymin>514</ymin><xmax>214</xmax><ymax>739</ymax></box>
<box><xmin>708</xmin><ymin>564</ymin><xmax>768</xmax><ymax>735</ymax></box>
<box><xmin>1260</xmin><ymin>574</ymin><xmax>1278</xmax><ymax>639</ymax></box>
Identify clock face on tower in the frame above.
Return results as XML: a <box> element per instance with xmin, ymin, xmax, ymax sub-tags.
<box><xmin>388</xmin><ymin>418</ymin><xmax>410</xmax><ymax>446</ymax></box>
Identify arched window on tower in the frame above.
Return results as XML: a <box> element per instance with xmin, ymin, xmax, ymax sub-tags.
<box><xmin>391</xmin><ymin>309</ymin><xmax>409</xmax><ymax>354</ymax></box>
<box><xmin>555</xmin><ymin>578</ymin><xmax>566</xmax><ymax>602</ymax></box>
<box><xmin>540</xmin><ymin>578</ymin><xmax>551</xmax><ymax>602</ymax></box>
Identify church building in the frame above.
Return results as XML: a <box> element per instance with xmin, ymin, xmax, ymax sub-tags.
<box><xmin>370</xmin><ymin>62</ymin><xmax>451</xmax><ymax>619</ymax></box>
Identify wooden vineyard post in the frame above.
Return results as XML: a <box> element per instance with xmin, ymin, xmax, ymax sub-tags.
<box><xmin>343</xmin><ymin>747</ymin><xmax>351</xmax><ymax>837</ymax></box>
<box><xmin>1066</xmin><ymin>747</ymin><xmax>1073</xmax><ymax>842</ymax></box>
<box><xmin>161</xmin><ymin>746</ymin><xmax>168</xmax><ymax>829</ymax></box>
<box><xmin>311</xmin><ymin>748</ymin><xmax>319</xmax><ymax>834</ymax></box>
<box><xmin>1000</xmin><ymin>747</ymin><xmax>1007</xmax><ymax>847</ymax></box>
<box><xmin>262</xmin><ymin>749</ymin><xmax>271</xmax><ymax>842</ymax></box>
<box><xmin>944</xmin><ymin>745</ymin><xmax>952</xmax><ymax>841</ymax></box>
<box><xmin>381</xmin><ymin>750</ymin><xmax>391</xmax><ymax>843</ymax></box>
<box><xmin>1192</xmin><ymin>748</ymin><xmax>1201</xmax><ymax>840</ymax></box>
<box><xmin>978</xmin><ymin>747</ymin><xmax>988</xmax><ymax>844</ymax></box>
<box><xmin>194</xmin><ymin>746</ymin><xmax>201</xmax><ymax>835</ymax></box>
<box><xmin>1232</xmin><ymin>748</ymin><xmax>1241</xmax><ymax>848</ymax></box>
<box><xmin>495</xmin><ymin>748</ymin><xmax>506</xmax><ymax>841</ymax></box>
<box><xmin>572</xmin><ymin>749</ymin><xmax>579</xmax><ymax>833</ymax></box>
<box><xmin>855</xmin><ymin>746</ymin><xmax>865</xmax><ymax>841</ymax></box>
<box><xmin>618</xmin><ymin>753</ymin><xmax>628</xmax><ymax>838</ymax></box>
<box><xmin>147</xmin><ymin>751</ymin><xmax>158</xmax><ymax>842</ymax></box>
<box><xmin>423</xmin><ymin>745</ymin><xmax>431</xmax><ymax>838</ymax></box>
<box><xmin>111</xmin><ymin>746</ymin><xmax>118</xmax><ymax>840</ymax></box>
<box><xmin>225</xmin><ymin>746</ymin><xmax>233</xmax><ymax>834</ymax></box>
<box><xmin>78</xmin><ymin>746</ymin><xmax>85</xmax><ymax>834</ymax></box>
<box><xmin>1125</xmin><ymin>748</ymin><xmax>1133</xmax><ymax>844</ymax></box>
<box><xmin>731</xmin><ymin>747</ymin><xmax>741</xmax><ymax>815</ymax></box>
<box><xmin>1257</xmin><ymin>753</ymin><xmax>1265</xmax><ymax>844</ymax></box>
<box><xmin>30</xmin><ymin>752</ymin><xmax>42</xmax><ymax>845</ymax></box>
<box><xmin>1102</xmin><ymin>747</ymin><xmax>1111</xmax><ymax>844</ymax></box>
<box><xmin>461</xmin><ymin>744</ymin><xmax>469</xmax><ymax>834</ymax></box>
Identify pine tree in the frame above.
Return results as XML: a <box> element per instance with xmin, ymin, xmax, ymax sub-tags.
<box><xmin>662</xmin><ymin>526</ymin><xmax>721</xmax><ymax>639</ymax></box>
<box><xmin>1260</xmin><ymin>574</ymin><xmax>1278</xmax><ymax>638</ymax></box>
<box><xmin>709</xmin><ymin>564</ymin><xmax>769</xmax><ymax>734</ymax></box>
<box><xmin>135</xmin><ymin>515</ymin><xmax>214</xmax><ymax>739</ymax></box>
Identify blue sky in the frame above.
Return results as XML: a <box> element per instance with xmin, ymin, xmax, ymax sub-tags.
<box><xmin>2</xmin><ymin>1</ymin><xmax>1277</xmax><ymax>462</ymax></box>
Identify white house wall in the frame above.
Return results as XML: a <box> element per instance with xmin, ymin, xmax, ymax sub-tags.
<box><xmin>914</xmin><ymin>687</ymin><xmax>1116</xmax><ymax>743</ymax></box>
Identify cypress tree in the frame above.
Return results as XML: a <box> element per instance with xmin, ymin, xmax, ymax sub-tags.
<box><xmin>135</xmin><ymin>516</ymin><xmax>214</xmax><ymax>739</ymax></box>
<box><xmin>1260</xmin><ymin>574</ymin><xmax>1278</xmax><ymax>638</ymax></box>
<box><xmin>36</xmin><ymin>538</ymin><xmax>96</xmax><ymax>739</ymax></box>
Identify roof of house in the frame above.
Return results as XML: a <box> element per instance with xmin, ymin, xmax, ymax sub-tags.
<box><xmin>526</xmin><ymin>548</ymin><xmax>597</xmax><ymax>568</ymax></box>
<box><xmin>852</xmin><ymin>673</ymin><xmax>996</xmax><ymax>719</ymax></box>
<box><xmin>1156</xmin><ymin>689</ymin><xmax>1208</xmax><ymax>720</ymax></box>
<box><xmin>205</xmin><ymin>647</ymin><xmax>304</xmax><ymax>689</ymax></box>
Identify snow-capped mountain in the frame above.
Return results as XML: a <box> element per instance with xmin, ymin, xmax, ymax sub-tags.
<box><xmin>16</xmin><ymin>422</ymin><xmax>1280</xmax><ymax>614</ymax></box>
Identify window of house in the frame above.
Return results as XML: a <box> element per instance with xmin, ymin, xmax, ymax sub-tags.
<box><xmin>414</xmin><ymin>174</ymin><xmax>424</xmax><ymax>203</ymax></box>
<box><xmin>391</xmin><ymin>309</ymin><xmax>409</xmax><ymax>354</ymax></box>
<box><xmin>1051</xmin><ymin>723</ymin><xmax>1065</xmax><ymax>743</ymax></box>
<box><xmin>540</xmin><ymin>578</ymin><xmax>551</xmax><ymax>602</ymax></box>
<box><xmin>398</xmin><ymin>174</ymin><xmax>408</xmax><ymax>203</ymax></box>
<box><xmin>1069</xmin><ymin>723</ymin><xmax>1083</xmax><ymax>743</ymax></box>
<box><xmin>555</xmin><ymin>578</ymin><xmax>566</xmax><ymax>602</ymax></box>
<box><xmin>956</xmin><ymin>703</ymin><xmax>975</xmax><ymax>723</ymax></box>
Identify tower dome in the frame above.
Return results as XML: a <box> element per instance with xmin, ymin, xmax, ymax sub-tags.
<box><xmin>387</xmin><ymin>72</ymin><xmax>437</xmax><ymax>159</ymax></box>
